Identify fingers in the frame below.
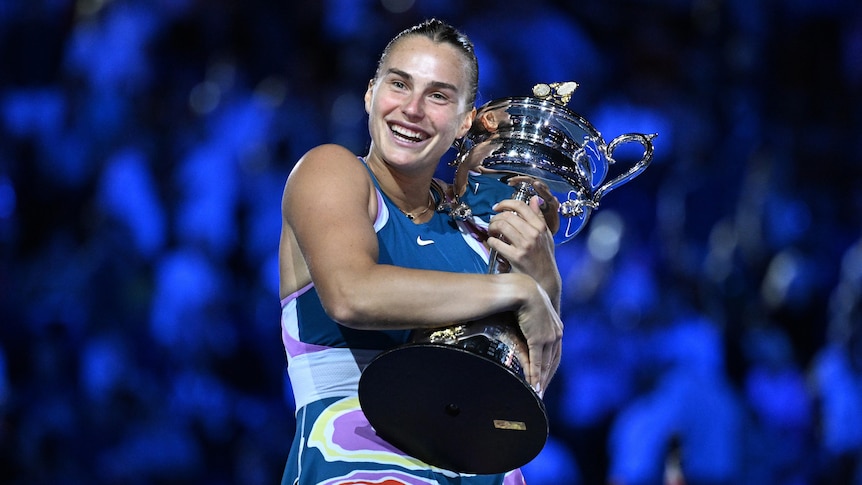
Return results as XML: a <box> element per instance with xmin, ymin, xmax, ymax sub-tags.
<box><xmin>522</xmin><ymin>307</ymin><xmax>563</xmax><ymax>398</ymax></box>
<box><xmin>488</xmin><ymin>198</ymin><xmax>555</xmax><ymax>269</ymax></box>
<box><xmin>494</xmin><ymin>194</ymin><xmax>558</xmax><ymax>233</ymax></box>
<box><xmin>493</xmin><ymin>197</ymin><xmax>543</xmax><ymax>223</ymax></box>
<box><xmin>532</xmin><ymin>184</ymin><xmax>561</xmax><ymax>234</ymax></box>
<box><xmin>529</xmin><ymin>180</ymin><xmax>560</xmax><ymax>213</ymax></box>
<box><xmin>490</xmin><ymin>199</ymin><xmax>545</xmax><ymax>244</ymax></box>
<box><xmin>501</xmin><ymin>178</ymin><xmax>561</xmax><ymax>234</ymax></box>
<box><xmin>526</xmin><ymin>347</ymin><xmax>543</xmax><ymax>396</ymax></box>
<box><xmin>526</xmin><ymin>341</ymin><xmax>561</xmax><ymax>398</ymax></box>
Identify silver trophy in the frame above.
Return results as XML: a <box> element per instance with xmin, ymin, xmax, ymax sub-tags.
<box><xmin>449</xmin><ymin>81</ymin><xmax>656</xmax><ymax>244</ymax></box>
<box><xmin>359</xmin><ymin>82</ymin><xmax>656</xmax><ymax>474</ymax></box>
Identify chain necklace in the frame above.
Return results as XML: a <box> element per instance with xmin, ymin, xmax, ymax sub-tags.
<box><xmin>398</xmin><ymin>189</ymin><xmax>435</xmax><ymax>221</ymax></box>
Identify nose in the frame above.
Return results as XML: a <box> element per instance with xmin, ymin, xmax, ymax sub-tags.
<box><xmin>402</xmin><ymin>93</ymin><xmax>424</xmax><ymax>119</ymax></box>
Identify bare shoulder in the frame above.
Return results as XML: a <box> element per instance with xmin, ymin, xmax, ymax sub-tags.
<box><xmin>292</xmin><ymin>144</ymin><xmax>363</xmax><ymax>175</ymax></box>
<box><xmin>283</xmin><ymin>144</ymin><xmax>376</xmax><ymax>221</ymax></box>
<box><xmin>285</xmin><ymin>144</ymin><xmax>371</xmax><ymax>198</ymax></box>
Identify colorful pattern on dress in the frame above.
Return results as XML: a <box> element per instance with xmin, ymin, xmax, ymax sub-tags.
<box><xmin>307</xmin><ymin>397</ymin><xmax>434</xmax><ymax>473</ymax></box>
<box><xmin>318</xmin><ymin>470</ymin><xmax>438</xmax><ymax>485</ymax></box>
<box><xmin>286</xmin><ymin>396</ymin><xmax>525</xmax><ymax>485</ymax></box>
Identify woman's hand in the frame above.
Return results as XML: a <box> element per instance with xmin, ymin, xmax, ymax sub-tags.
<box><xmin>486</xmin><ymin>179</ymin><xmax>565</xmax><ymax>395</ymax></box>
<box><xmin>513</xmin><ymin>276</ymin><xmax>563</xmax><ymax>397</ymax></box>
<box><xmin>487</xmin><ymin>186</ymin><xmax>562</xmax><ymax>309</ymax></box>
<box><xmin>506</xmin><ymin>177</ymin><xmax>561</xmax><ymax>234</ymax></box>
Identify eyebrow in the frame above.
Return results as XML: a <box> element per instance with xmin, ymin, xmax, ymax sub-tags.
<box><xmin>386</xmin><ymin>68</ymin><xmax>460</xmax><ymax>94</ymax></box>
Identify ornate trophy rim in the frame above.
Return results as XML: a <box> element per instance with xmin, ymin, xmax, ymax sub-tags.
<box><xmin>472</xmin><ymin>95</ymin><xmax>603</xmax><ymax>141</ymax></box>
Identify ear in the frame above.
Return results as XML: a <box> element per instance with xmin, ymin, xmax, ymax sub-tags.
<box><xmin>456</xmin><ymin>107</ymin><xmax>476</xmax><ymax>139</ymax></box>
<box><xmin>364</xmin><ymin>79</ymin><xmax>374</xmax><ymax>115</ymax></box>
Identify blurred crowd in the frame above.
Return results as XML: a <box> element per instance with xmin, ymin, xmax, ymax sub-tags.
<box><xmin>1</xmin><ymin>0</ymin><xmax>861</xmax><ymax>484</ymax></box>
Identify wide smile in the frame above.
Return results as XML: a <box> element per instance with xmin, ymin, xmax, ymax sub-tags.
<box><xmin>389</xmin><ymin>123</ymin><xmax>429</xmax><ymax>144</ymax></box>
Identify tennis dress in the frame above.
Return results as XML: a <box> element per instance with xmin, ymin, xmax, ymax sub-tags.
<box><xmin>279</xmin><ymin>159</ymin><xmax>525</xmax><ymax>484</ymax></box>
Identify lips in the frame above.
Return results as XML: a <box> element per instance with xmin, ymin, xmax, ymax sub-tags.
<box><xmin>390</xmin><ymin>123</ymin><xmax>428</xmax><ymax>143</ymax></box>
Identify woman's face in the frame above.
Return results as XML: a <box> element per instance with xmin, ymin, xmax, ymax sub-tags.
<box><xmin>364</xmin><ymin>35</ymin><xmax>474</xmax><ymax>173</ymax></box>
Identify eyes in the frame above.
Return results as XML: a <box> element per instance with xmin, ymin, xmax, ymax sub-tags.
<box><xmin>388</xmin><ymin>78</ymin><xmax>454</xmax><ymax>105</ymax></box>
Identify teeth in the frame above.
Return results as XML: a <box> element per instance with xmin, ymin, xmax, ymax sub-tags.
<box><xmin>391</xmin><ymin>125</ymin><xmax>426</xmax><ymax>142</ymax></box>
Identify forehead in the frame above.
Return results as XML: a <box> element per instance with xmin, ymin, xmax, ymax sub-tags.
<box><xmin>381</xmin><ymin>36</ymin><xmax>470</xmax><ymax>90</ymax></box>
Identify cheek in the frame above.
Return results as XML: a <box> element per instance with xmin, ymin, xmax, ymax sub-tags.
<box><xmin>437</xmin><ymin>112</ymin><xmax>469</xmax><ymax>138</ymax></box>
<box><xmin>369</xmin><ymin>94</ymin><xmax>400</xmax><ymax>118</ymax></box>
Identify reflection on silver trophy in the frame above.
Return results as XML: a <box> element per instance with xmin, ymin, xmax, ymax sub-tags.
<box><xmin>359</xmin><ymin>82</ymin><xmax>657</xmax><ymax>474</ymax></box>
<box><xmin>450</xmin><ymin>81</ymin><xmax>656</xmax><ymax>244</ymax></box>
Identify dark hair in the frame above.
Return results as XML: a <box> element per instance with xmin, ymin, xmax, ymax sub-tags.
<box><xmin>374</xmin><ymin>19</ymin><xmax>479</xmax><ymax>106</ymax></box>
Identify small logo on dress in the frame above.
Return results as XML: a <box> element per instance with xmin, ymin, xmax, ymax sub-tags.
<box><xmin>416</xmin><ymin>235</ymin><xmax>435</xmax><ymax>246</ymax></box>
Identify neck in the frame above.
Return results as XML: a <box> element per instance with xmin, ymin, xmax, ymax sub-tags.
<box><xmin>364</xmin><ymin>152</ymin><xmax>436</xmax><ymax>214</ymax></box>
<box><xmin>398</xmin><ymin>190</ymin><xmax>434</xmax><ymax>221</ymax></box>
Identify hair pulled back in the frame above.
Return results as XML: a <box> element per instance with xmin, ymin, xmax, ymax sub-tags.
<box><xmin>374</xmin><ymin>18</ymin><xmax>479</xmax><ymax>106</ymax></box>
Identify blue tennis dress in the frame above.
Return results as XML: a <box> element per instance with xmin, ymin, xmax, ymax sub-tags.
<box><xmin>280</xmin><ymin>159</ymin><xmax>525</xmax><ymax>484</ymax></box>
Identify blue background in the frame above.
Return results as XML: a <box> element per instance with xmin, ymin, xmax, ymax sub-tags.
<box><xmin>1</xmin><ymin>0</ymin><xmax>861</xmax><ymax>484</ymax></box>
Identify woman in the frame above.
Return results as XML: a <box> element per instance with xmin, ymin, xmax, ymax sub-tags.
<box><xmin>279</xmin><ymin>19</ymin><xmax>563</xmax><ymax>484</ymax></box>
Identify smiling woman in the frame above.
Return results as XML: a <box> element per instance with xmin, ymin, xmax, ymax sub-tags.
<box><xmin>277</xmin><ymin>18</ymin><xmax>563</xmax><ymax>485</ymax></box>
<box><xmin>362</xmin><ymin>36</ymin><xmax>475</xmax><ymax>187</ymax></box>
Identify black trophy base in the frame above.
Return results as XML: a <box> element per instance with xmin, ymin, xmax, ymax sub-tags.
<box><xmin>358</xmin><ymin>343</ymin><xmax>548</xmax><ymax>474</ymax></box>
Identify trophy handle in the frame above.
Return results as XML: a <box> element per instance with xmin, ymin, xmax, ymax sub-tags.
<box><xmin>592</xmin><ymin>133</ymin><xmax>658</xmax><ymax>204</ymax></box>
